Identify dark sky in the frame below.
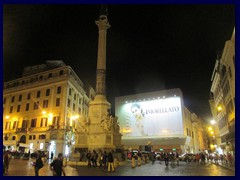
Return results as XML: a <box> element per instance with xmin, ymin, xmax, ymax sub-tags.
<box><xmin>3</xmin><ymin>4</ymin><xmax>235</xmax><ymax>121</ymax></box>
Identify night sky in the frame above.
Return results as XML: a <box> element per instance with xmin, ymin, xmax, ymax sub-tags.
<box><xmin>3</xmin><ymin>4</ymin><xmax>235</xmax><ymax>121</ymax></box>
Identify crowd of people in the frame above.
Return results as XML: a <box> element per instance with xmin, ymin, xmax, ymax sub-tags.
<box><xmin>86</xmin><ymin>150</ymin><xmax>116</xmax><ymax>172</ymax></box>
<box><xmin>3</xmin><ymin>147</ymin><xmax>234</xmax><ymax>176</ymax></box>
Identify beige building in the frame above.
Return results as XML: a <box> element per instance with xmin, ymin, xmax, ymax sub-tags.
<box><xmin>183</xmin><ymin>108</ymin><xmax>208</xmax><ymax>154</ymax></box>
<box><xmin>209</xmin><ymin>27</ymin><xmax>235</xmax><ymax>157</ymax></box>
<box><xmin>3</xmin><ymin>60</ymin><xmax>95</xmax><ymax>157</ymax></box>
<box><xmin>115</xmin><ymin>88</ymin><xmax>208</xmax><ymax>154</ymax></box>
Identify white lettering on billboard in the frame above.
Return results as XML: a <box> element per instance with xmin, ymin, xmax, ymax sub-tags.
<box><xmin>119</xmin><ymin>97</ymin><xmax>183</xmax><ymax>137</ymax></box>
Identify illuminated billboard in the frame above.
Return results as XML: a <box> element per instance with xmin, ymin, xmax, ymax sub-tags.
<box><xmin>115</xmin><ymin>89</ymin><xmax>184</xmax><ymax>139</ymax></box>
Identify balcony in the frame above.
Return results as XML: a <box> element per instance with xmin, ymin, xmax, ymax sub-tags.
<box><xmin>48</xmin><ymin>125</ymin><xmax>62</xmax><ymax>131</ymax></box>
<box><xmin>16</xmin><ymin>128</ymin><xmax>28</xmax><ymax>133</ymax></box>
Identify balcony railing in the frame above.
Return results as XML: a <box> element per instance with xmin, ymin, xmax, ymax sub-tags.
<box><xmin>16</xmin><ymin>128</ymin><xmax>28</xmax><ymax>133</ymax></box>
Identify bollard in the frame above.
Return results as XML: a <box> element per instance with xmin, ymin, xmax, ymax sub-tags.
<box><xmin>114</xmin><ymin>158</ymin><xmax>119</xmax><ymax>169</ymax></box>
<box><xmin>131</xmin><ymin>157</ymin><xmax>135</xmax><ymax>168</ymax></box>
<box><xmin>142</xmin><ymin>156</ymin><xmax>145</xmax><ymax>165</ymax></box>
<box><xmin>138</xmin><ymin>157</ymin><xmax>141</xmax><ymax>166</ymax></box>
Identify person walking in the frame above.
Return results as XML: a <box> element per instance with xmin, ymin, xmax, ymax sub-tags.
<box><xmin>164</xmin><ymin>153</ymin><xmax>169</xmax><ymax>166</ymax></box>
<box><xmin>50</xmin><ymin>151</ymin><xmax>54</xmax><ymax>161</ymax></box>
<box><xmin>34</xmin><ymin>153</ymin><xmax>44</xmax><ymax>176</ymax></box>
<box><xmin>86</xmin><ymin>151</ymin><xmax>92</xmax><ymax>167</ymax></box>
<box><xmin>102</xmin><ymin>151</ymin><xmax>108</xmax><ymax>171</ymax></box>
<box><xmin>3</xmin><ymin>150</ymin><xmax>11</xmax><ymax>175</ymax></box>
<box><xmin>92</xmin><ymin>150</ymin><xmax>98</xmax><ymax>167</ymax></box>
<box><xmin>107</xmin><ymin>151</ymin><xmax>115</xmax><ymax>172</ymax></box>
<box><xmin>50</xmin><ymin>153</ymin><xmax>66</xmax><ymax>176</ymax></box>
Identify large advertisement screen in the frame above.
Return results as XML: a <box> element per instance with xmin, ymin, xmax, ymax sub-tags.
<box><xmin>117</xmin><ymin>97</ymin><xmax>184</xmax><ymax>138</ymax></box>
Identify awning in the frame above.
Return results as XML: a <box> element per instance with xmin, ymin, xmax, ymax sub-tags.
<box><xmin>19</xmin><ymin>143</ymin><xmax>30</xmax><ymax>148</ymax></box>
<box><xmin>3</xmin><ymin>140</ymin><xmax>17</xmax><ymax>146</ymax></box>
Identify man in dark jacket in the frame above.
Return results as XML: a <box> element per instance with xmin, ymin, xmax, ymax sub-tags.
<box><xmin>50</xmin><ymin>153</ymin><xmax>66</xmax><ymax>176</ymax></box>
<box><xmin>34</xmin><ymin>153</ymin><xmax>44</xmax><ymax>176</ymax></box>
<box><xmin>107</xmin><ymin>151</ymin><xmax>114</xmax><ymax>172</ymax></box>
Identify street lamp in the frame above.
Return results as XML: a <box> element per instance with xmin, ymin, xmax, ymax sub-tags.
<box><xmin>210</xmin><ymin>120</ymin><xmax>216</xmax><ymax>125</ymax></box>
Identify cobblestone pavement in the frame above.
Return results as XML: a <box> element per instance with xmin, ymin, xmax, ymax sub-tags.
<box><xmin>5</xmin><ymin>158</ymin><xmax>235</xmax><ymax>176</ymax></box>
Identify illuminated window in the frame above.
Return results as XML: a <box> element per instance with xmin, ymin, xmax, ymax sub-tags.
<box><xmin>40</xmin><ymin>143</ymin><xmax>44</xmax><ymax>150</ymax></box>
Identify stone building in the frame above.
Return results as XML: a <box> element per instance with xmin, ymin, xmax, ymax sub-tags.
<box><xmin>209</xmin><ymin>27</ymin><xmax>235</xmax><ymax>157</ymax></box>
<box><xmin>3</xmin><ymin>60</ymin><xmax>95</xmax><ymax>157</ymax></box>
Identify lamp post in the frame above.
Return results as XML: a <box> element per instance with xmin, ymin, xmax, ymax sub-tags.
<box><xmin>208</xmin><ymin>119</ymin><xmax>221</xmax><ymax>154</ymax></box>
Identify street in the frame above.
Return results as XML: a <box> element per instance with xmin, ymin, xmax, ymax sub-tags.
<box><xmin>5</xmin><ymin>158</ymin><xmax>235</xmax><ymax>176</ymax></box>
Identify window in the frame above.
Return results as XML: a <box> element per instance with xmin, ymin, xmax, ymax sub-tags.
<box><xmin>59</xmin><ymin>70</ymin><xmax>64</xmax><ymax>76</ymax></box>
<box><xmin>11</xmin><ymin>96</ymin><xmax>15</xmax><ymax>103</ymax></box>
<box><xmin>56</xmin><ymin>98</ymin><xmax>60</xmax><ymax>107</ymax></box>
<box><xmin>5</xmin><ymin>122</ymin><xmax>9</xmax><ymax>130</ymax></box>
<box><xmin>13</xmin><ymin>121</ymin><xmax>17</xmax><ymax>129</ymax></box>
<box><xmin>17</xmin><ymin>105</ymin><xmax>21</xmax><ymax>112</ymax></box>
<box><xmin>12</xmin><ymin>136</ymin><xmax>16</xmax><ymax>140</ymax></box>
<box><xmin>29</xmin><ymin>135</ymin><xmax>36</xmax><ymax>140</ymax></box>
<box><xmin>33</xmin><ymin>102</ymin><xmax>39</xmax><ymax>110</ymax></box>
<box><xmin>18</xmin><ymin>95</ymin><xmax>22</xmax><ymax>101</ymax></box>
<box><xmin>27</xmin><ymin>93</ymin><xmax>31</xmax><ymax>100</ymax></box>
<box><xmin>52</xmin><ymin>116</ymin><xmax>60</xmax><ymax>126</ymax></box>
<box><xmin>39</xmin><ymin>134</ymin><xmax>46</xmax><ymax>139</ymax></box>
<box><xmin>67</xmin><ymin>99</ymin><xmax>71</xmax><ymax>107</ymax></box>
<box><xmin>79</xmin><ymin>98</ymin><xmax>82</xmax><ymax>105</ymax></box>
<box><xmin>78</xmin><ymin>107</ymin><xmax>81</xmax><ymax>114</ymax></box>
<box><xmin>40</xmin><ymin>118</ymin><xmax>48</xmax><ymax>127</ymax></box>
<box><xmin>74</xmin><ymin>94</ymin><xmax>76</xmax><ymax>100</ymax></box>
<box><xmin>37</xmin><ymin>91</ymin><xmax>41</xmax><ymax>98</ymax></box>
<box><xmin>192</xmin><ymin>132</ymin><xmax>194</xmax><ymax>138</ymax></box>
<box><xmin>46</xmin><ymin>89</ymin><xmax>50</xmax><ymax>96</ymax></box>
<box><xmin>22</xmin><ymin>120</ymin><xmax>28</xmax><ymax>128</ymax></box>
<box><xmin>69</xmin><ymin>88</ymin><xmax>72</xmax><ymax>96</ymax></box>
<box><xmin>39</xmin><ymin>75</ymin><xmax>43</xmax><ymax>80</ymax></box>
<box><xmin>31</xmin><ymin>118</ymin><xmax>37</xmax><ymax>127</ymax></box>
<box><xmin>57</xmin><ymin>86</ymin><xmax>61</xmax><ymax>94</ymax></box>
<box><xmin>10</xmin><ymin>106</ymin><xmax>13</xmax><ymax>113</ymax></box>
<box><xmin>26</xmin><ymin>103</ymin><xmax>30</xmax><ymax>111</ymax></box>
<box><xmin>43</xmin><ymin>100</ymin><xmax>48</xmax><ymax>108</ymax></box>
<box><xmin>48</xmin><ymin>73</ymin><xmax>53</xmax><ymax>78</ymax></box>
<box><xmin>73</xmin><ymin>103</ymin><xmax>75</xmax><ymax>111</ymax></box>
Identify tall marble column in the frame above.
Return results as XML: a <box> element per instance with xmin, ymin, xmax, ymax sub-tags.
<box><xmin>88</xmin><ymin>5</ymin><xmax>121</xmax><ymax>151</ymax></box>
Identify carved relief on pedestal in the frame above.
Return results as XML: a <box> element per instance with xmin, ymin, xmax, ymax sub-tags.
<box><xmin>89</xmin><ymin>135</ymin><xmax>99</xmax><ymax>145</ymax></box>
<box><xmin>100</xmin><ymin>115</ymin><xmax>120</xmax><ymax>133</ymax></box>
<box><xmin>77</xmin><ymin>116</ymin><xmax>89</xmax><ymax>133</ymax></box>
<box><xmin>92</xmin><ymin>107</ymin><xmax>100</xmax><ymax>118</ymax></box>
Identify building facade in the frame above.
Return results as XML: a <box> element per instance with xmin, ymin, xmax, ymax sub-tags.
<box><xmin>209</xmin><ymin>28</ymin><xmax>235</xmax><ymax>158</ymax></box>
<box><xmin>3</xmin><ymin>60</ymin><xmax>95</xmax><ymax>157</ymax></box>
<box><xmin>115</xmin><ymin>88</ymin><xmax>208</xmax><ymax>154</ymax></box>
